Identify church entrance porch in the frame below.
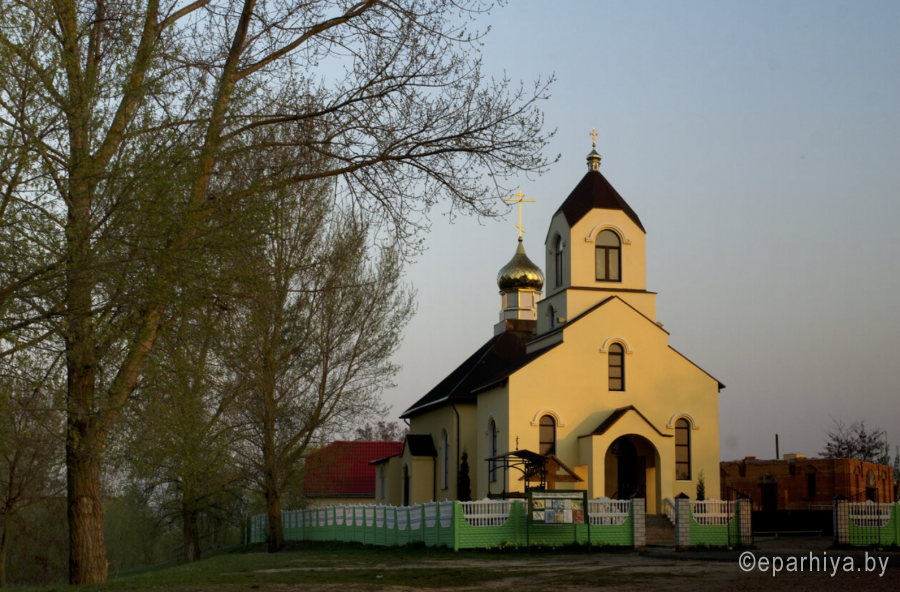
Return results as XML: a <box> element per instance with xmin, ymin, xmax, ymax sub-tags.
<box><xmin>604</xmin><ymin>434</ymin><xmax>659</xmax><ymax>514</ymax></box>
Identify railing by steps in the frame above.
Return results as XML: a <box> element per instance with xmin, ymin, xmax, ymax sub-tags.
<box><xmin>664</xmin><ymin>498</ymin><xmax>676</xmax><ymax>525</ymax></box>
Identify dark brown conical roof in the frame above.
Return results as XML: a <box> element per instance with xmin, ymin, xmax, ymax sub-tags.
<box><xmin>554</xmin><ymin>170</ymin><xmax>645</xmax><ymax>232</ymax></box>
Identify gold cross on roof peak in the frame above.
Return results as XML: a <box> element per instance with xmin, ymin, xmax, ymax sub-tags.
<box><xmin>505</xmin><ymin>190</ymin><xmax>536</xmax><ymax>238</ymax></box>
<box><xmin>589</xmin><ymin>127</ymin><xmax>598</xmax><ymax>148</ymax></box>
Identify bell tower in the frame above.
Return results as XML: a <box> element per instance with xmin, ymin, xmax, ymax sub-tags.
<box><xmin>533</xmin><ymin>129</ymin><xmax>656</xmax><ymax>340</ymax></box>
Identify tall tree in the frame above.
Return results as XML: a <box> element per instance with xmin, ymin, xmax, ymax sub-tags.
<box><xmin>121</xmin><ymin>310</ymin><xmax>241</xmax><ymax>563</ymax></box>
<box><xmin>0</xmin><ymin>0</ymin><xmax>552</xmax><ymax>581</ymax></box>
<box><xmin>223</xmin><ymin>179</ymin><xmax>414</xmax><ymax>552</ymax></box>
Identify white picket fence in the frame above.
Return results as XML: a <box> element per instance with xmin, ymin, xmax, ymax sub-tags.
<box><xmin>849</xmin><ymin>501</ymin><xmax>893</xmax><ymax>528</ymax></box>
<box><xmin>588</xmin><ymin>498</ymin><xmax>631</xmax><ymax>526</ymax></box>
<box><xmin>690</xmin><ymin>500</ymin><xmax>735</xmax><ymax>526</ymax></box>
<box><xmin>459</xmin><ymin>499</ymin><xmax>518</xmax><ymax>527</ymax></box>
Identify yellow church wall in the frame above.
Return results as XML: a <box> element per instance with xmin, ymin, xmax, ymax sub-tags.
<box><xmin>475</xmin><ymin>384</ymin><xmax>511</xmax><ymax>500</ymax></box>
<box><xmin>408</xmin><ymin>405</ymin><xmax>457</xmax><ymax>501</ymax></box>
<box><xmin>570</xmin><ymin>210</ymin><xmax>646</xmax><ymax>291</ymax></box>
<box><xmin>505</xmin><ymin>296</ymin><xmax>720</xmax><ymax>513</ymax></box>
<box><xmin>456</xmin><ymin>404</ymin><xmax>480</xmax><ymax>498</ymax></box>
<box><xmin>397</xmin><ymin>443</ymin><xmax>437</xmax><ymax>505</ymax></box>
<box><xmin>536</xmin><ymin>288</ymin><xmax>657</xmax><ymax>338</ymax></box>
<box><xmin>538</xmin><ymin>209</ymin><xmax>654</xmax><ymax>335</ymax></box>
<box><xmin>375</xmin><ymin>456</ymin><xmax>403</xmax><ymax>506</ymax></box>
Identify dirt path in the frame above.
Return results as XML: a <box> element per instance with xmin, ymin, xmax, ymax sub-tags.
<box><xmin>244</xmin><ymin>548</ymin><xmax>900</xmax><ymax>591</ymax></box>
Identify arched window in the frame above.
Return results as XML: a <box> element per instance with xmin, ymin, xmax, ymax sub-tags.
<box><xmin>549</xmin><ymin>305</ymin><xmax>556</xmax><ymax>329</ymax></box>
<box><xmin>608</xmin><ymin>343</ymin><xmax>624</xmax><ymax>391</ymax></box>
<box><xmin>805</xmin><ymin>466</ymin><xmax>817</xmax><ymax>498</ymax></box>
<box><xmin>379</xmin><ymin>465</ymin><xmax>386</xmax><ymax>499</ymax></box>
<box><xmin>402</xmin><ymin>464</ymin><xmax>410</xmax><ymax>505</ymax></box>
<box><xmin>539</xmin><ymin>415</ymin><xmax>556</xmax><ymax>456</ymax></box>
<box><xmin>489</xmin><ymin>420</ymin><xmax>498</xmax><ymax>482</ymax></box>
<box><xmin>554</xmin><ymin>235</ymin><xmax>563</xmax><ymax>287</ymax></box>
<box><xmin>675</xmin><ymin>418</ymin><xmax>690</xmax><ymax>480</ymax></box>
<box><xmin>441</xmin><ymin>430</ymin><xmax>449</xmax><ymax>489</ymax></box>
<box><xmin>595</xmin><ymin>230</ymin><xmax>621</xmax><ymax>282</ymax></box>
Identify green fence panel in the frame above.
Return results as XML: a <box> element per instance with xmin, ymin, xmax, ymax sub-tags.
<box><xmin>848</xmin><ymin>502</ymin><xmax>897</xmax><ymax>546</ymax></box>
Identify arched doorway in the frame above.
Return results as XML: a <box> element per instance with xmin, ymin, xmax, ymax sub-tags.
<box><xmin>604</xmin><ymin>434</ymin><xmax>660</xmax><ymax>514</ymax></box>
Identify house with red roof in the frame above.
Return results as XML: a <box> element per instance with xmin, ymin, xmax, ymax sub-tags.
<box><xmin>303</xmin><ymin>441</ymin><xmax>403</xmax><ymax>507</ymax></box>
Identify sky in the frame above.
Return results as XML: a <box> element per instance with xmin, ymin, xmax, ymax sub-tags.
<box><xmin>378</xmin><ymin>0</ymin><xmax>900</xmax><ymax>462</ymax></box>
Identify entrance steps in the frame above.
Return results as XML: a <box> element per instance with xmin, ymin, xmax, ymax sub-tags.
<box><xmin>645</xmin><ymin>514</ymin><xmax>676</xmax><ymax>546</ymax></box>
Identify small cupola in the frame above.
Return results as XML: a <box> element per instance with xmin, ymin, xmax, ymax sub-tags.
<box><xmin>495</xmin><ymin>238</ymin><xmax>543</xmax><ymax>332</ymax></box>
<box><xmin>494</xmin><ymin>192</ymin><xmax>543</xmax><ymax>334</ymax></box>
<box><xmin>497</xmin><ymin>238</ymin><xmax>544</xmax><ymax>292</ymax></box>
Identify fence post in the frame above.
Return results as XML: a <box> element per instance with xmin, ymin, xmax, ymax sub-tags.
<box><xmin>675</xmin><ymin>494</ymin><xmax>691</xmax><ymax>551</ymax></box>
<box><xmin>452</xmin><ymin>501</ymin><xmax>460</xmax><ymax>551</ymax></box>
<box><xmin>833</xmin><ymin>496</ymin><xmax>849</xmax><ymax>545</ymax></box>
<box><xmin>737</xmin><ymin>498</ymin><xmax>752</xmax><ymax>546</ymax></box>
<box><xmin>632</xmin><ymin>498</ymin><xmax>646</xmax><ymax>551</ymax></box>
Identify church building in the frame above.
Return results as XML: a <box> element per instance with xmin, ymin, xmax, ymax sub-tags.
<box><xmin>373</xmin><ymin>135</ymin><xmax>724</xmax><ymax>515</ymax></box>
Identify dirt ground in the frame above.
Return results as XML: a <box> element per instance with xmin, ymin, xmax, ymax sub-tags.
<box><xmin>241</xmin><ymin>538</ymin><xmax>900</xmax><ymax>592</ymax></box>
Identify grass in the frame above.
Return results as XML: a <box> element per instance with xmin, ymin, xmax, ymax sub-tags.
<box><xmin>22</xmin><ymin>541</ymin><xmax>603</xmax><ymax>591</ymax></box>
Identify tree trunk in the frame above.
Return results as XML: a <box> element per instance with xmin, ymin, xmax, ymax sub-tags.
<box><xmin>182</xmin><ymin>497</ymin><xmax>202</xmax><ymax>563</ymax></box>
<box><xmin>66</xmin><ymin>440</ymin><xmax>107</xmax><ymax>584</ymax></box>
<box><xmin>265</xmin><ymin>487</ymin><xmax>283</xmax><ymax>553</ymax></box>
<box><xmin>0</xmin><ymin>509</ymin><xmax>10</xmax><ymax>588</ymax></box>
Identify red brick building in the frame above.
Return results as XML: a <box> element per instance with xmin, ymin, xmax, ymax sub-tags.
<box><xmin>303</xmin><ymin>441</ymin><xmax>403</xmax><ymax>507</ymax></box>
<box><xmin>720</xmin><ymin>455</ymin><xmax>895</xmax><ymax>511</ymax></box>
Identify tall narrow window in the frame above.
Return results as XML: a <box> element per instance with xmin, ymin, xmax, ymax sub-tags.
<box><xmin>608</xmin><ymin>343</ymin><xmax>624</xmax><ymax>391</ymax></box>
<box><xmin>379</xmin><ymin>465</ymin><xmax>386</xmax><ymax>499</ymax></box>
<box><xmin>441</xmin><ymin>430</ymin><xmax>449</xmax><ymax>489</ymax></box>
<box><xmin>489</xmin><ymin>420</ymin><xmax>498</xmax><ymax>482</ymax></box>
<box><xmin>554</xmin><ymin>235</ymin><xmax>563</xmax><ymax>287</ymax></box>
<box><xmin>539</xmin><ymin>415</ymin><xmax>556</xmax><ymax>455</ymax></box>
<box><xmin>805</xmin><ymin>466</ymin><xmax>817</xmax><ymax>498</ymax></box>
<box><xmin>595</xmin><ymin>230</ymin><xmax>621</xmax><ymax>281</ymax></box>
<box><xmin>549</xmin><ymin>305</ymin><xmax>556</xmax><ymax>329</ymax></box>
<box><xmin>675</xmin><ymin>418</ymin><xmax>691</xmax><ymax>480</ymax></box>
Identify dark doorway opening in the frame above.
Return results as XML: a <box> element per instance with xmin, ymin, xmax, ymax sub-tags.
<box><xmin>759</xmin><ymin>474</ymin><xmax>778</xmax><ymax>512</ymax></box>
<box><xmin>611</xmin><ymin>436</ymin><xmax>646</xmax><ymax>499</ymax></box>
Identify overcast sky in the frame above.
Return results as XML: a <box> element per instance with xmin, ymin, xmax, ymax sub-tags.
<box><xmin>377</xmin><ymin>0</ymin><xmax>900</xmax><ymax>462</ymax></box>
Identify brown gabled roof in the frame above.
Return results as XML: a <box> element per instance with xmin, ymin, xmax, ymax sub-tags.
<box><xmin>583</xmin><ymin>405</ymin><xmax>673</xmax><ymax>439</ymax></box>
<box><xmin>554</xmin><ymin>170</ymin><xmax>645</xmax><ymax>232</ymax></box>
<box><xmin>400</xmin><ymin>328</ymin><xmax>540</xmax><ymax>418</ymax></box>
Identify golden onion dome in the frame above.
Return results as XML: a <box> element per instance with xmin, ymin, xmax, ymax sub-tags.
<box><xmin>497</xmin><ymin>238</ymin><xmax>544</xmax><ymax>291</ymax></box>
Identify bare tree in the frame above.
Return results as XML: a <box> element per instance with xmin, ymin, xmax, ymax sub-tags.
<box><xmin>0</xmin><ymin>0</ymin><xmax>552</xmax><ymax>581</ymax></box>
<box><xmin>821</xmin><ymin>418</ymin><xmax>891</xmax><ymax>464</ymax></box>
<box><xmin>353</xmin><ymin>420</ymin><xmax>408</xmax><ymax>442</ymax></box>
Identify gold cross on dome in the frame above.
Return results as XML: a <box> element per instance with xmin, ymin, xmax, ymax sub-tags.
<box><xmin>505</xmin><ymin>190</ymin><xmax>536</xmax><ymax>238</ymax></box>
<box><xmin>589</xmin><ymin>127</ymin><xmax>598</xmax><ymax>148</ymax></box>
